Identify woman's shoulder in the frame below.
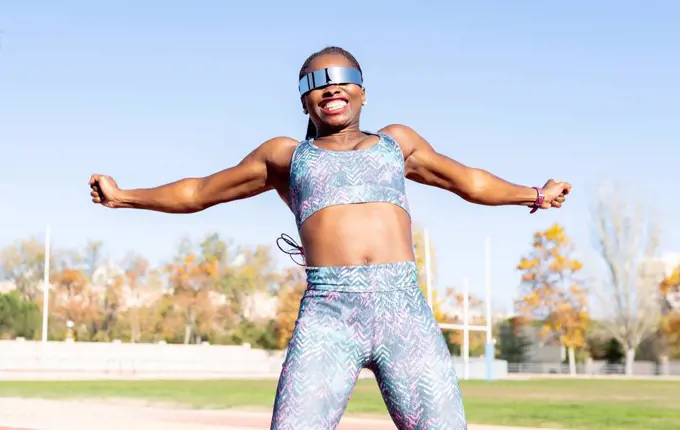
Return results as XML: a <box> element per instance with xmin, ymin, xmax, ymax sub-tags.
<box><xmin>377</xmin><ymin>124</ymin><xmax>420</xmax><ymax>156</ymax></box>
<box><xmin>263</xmin><ymin>135</ymin><xmax>300</xmax><ymax>147</ymax></box>
<box><xmin>253</xmin><ymin>136</ymin><xmax>300</xmax><ymax>167</ymax></box>
<box><xmin>378</xmin><ymin>124</ymin><xmax>417</xmax><ymax>141</ymax></box>
<box><xmin>261</xmin><ymin>136</ymin><xmax>301</xmax><ymax>152</ymax></box>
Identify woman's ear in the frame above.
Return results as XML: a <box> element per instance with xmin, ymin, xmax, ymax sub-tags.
<box><xmin>361</xmin><ymin>88</ymin><xmax>367</xmax><ymax>106</ymax></box>
<box><xmin>301</xmin><ymin>98</ymin><xmax>308</xmax><ymax>115</ymax></box>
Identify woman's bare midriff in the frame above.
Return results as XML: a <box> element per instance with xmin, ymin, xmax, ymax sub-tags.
<box><xmin>298</xmin><ymin>202</ymin><xmax>415</xmax><ymax>267</ymax></box>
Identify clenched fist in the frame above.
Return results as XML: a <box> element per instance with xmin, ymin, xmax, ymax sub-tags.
<box><xmin>539</xmin><ymin>179</ymin><xmax>571</xmax><ymax>210</ymax></box>
<box><xmin>89</xmin><ymin>174</ymin><xmax>121</xmax><ymax>208</ymax></box>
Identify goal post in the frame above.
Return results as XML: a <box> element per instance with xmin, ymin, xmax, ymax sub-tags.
<box><xmin>423</xmin><ymin>230</ymin><xmax>494</xmax><ymax>381</ymax></box>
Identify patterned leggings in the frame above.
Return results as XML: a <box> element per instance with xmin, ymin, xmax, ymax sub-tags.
<box><xmin>271</xmin><ymin>262</ymin><xmax>467</xmax><ymax>429</ymax></box>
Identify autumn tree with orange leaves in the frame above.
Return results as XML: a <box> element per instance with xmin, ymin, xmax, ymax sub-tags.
<box><xmin>50</xmin><ymin>267</ymin><xmax>101</xmax><ymax>340</ymax></box>
<box><xmin>114</xmin><ymin>254</ymin><xmax>167</xmax><ymax>343</ymax></box>
<box><xmin>166</xmin><ymin>237</ymin><xmax>224</xmax><ymax>344</ymax></box>
<box><xmin>659</xmin><ymin>266</ymin><xmax>680</xmax><ymax>359</ymax></box>
<box><xmin>660</xmin><ymin>265</ymin><xmax>680</xmax><ymax>313</ymax></box>
<box><xmin>517</xmin><ymin>223</ymin><xmax>588</xmax><ymax>375</ymax></box>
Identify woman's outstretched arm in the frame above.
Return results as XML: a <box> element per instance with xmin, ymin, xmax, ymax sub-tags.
<box><xmin>380</xmin><ymin>124</ymin><xmax>570</xmax><ymax>209</ymax></box>
<box><xmin>89</xmin><ymin>136</ymin><xmax>297</xmax><ymax>213</ymax></box>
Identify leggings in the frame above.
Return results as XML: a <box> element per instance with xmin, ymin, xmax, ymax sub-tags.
<box><xmin>271</xmin><ymin>261</ymin><xmax>467</xmax><ymax>430</ymax></box>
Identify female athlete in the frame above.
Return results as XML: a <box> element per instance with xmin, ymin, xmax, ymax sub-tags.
<box><xmin>89</xmin><ymin>46</ymin><xmax>570</xmax><ymax>429</ymax></box>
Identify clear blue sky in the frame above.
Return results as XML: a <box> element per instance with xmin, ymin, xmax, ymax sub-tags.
<box><xmin>1</xmin><ymin>1</ymin><xmax>678</xmax><ymax>313</ymax></box>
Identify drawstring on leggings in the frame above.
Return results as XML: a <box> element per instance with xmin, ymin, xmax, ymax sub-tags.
<box><xmin>276</xmin><ymin>233</ymin><xmax>305</xmax><ymax>266</ymax></box>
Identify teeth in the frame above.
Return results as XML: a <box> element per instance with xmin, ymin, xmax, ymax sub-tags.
<box><xmin>324</xmin><ymin>100</ymin><xmax>347</xmax><ymax>111</ymax></box>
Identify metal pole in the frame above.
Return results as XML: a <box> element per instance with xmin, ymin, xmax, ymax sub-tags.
<box><xmin>424</xmin><ymin>229</ymin><xmax>433</xmax><ymax>309</ymax></box>
<box><xmin>41</xmin><ymin>225</ymin><xmax>51</xmax><ymax>343</ymax></box>
<box><xmin>484</xmin><ymin>236</ymin><xmax>494</xmax><ymax>381</ymax></box>
<box><xmin>463</xmin><ymin>277</ymin><xmax>470</xmax><ymax>380</ymax></box>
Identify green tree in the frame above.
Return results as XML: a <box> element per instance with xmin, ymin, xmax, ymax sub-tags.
<box><xmin>221</xmin><ymin>243</ymin><xmax>277</xmax><ymax>324</ymax></box>
<box><xmin>0</xmin><ymin>291</ymin><xmax>41</xmax><ymax>339</ymax></box>
<box><xmin>498</xmin><ymin>316</ymin><xmax>531</xmax><ymax>363</ymax></box>
<box><xmin>227</xmin><ymin>319</ymin><xmax>279</xmax><ymax>349</ymax></box>
<box><xmin>603</xmin><ymin>338</ymin><xmax>625</xmax><ymax>364</ymax></box>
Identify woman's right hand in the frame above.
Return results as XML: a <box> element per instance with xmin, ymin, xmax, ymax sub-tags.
<box><xmin>89</xmin><ymin>174</ymin><xmax>122</xmax><ymax>208</ymax></box>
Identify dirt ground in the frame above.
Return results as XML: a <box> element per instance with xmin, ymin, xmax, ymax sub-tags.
<box><xmin>0</xmin><ymin>398</ymin><xmax>553</xmax><ymax>430</ymax></box>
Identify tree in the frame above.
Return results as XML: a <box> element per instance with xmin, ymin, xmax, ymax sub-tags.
<box><xmin>155</xmin><ymin>294</ymin><xmax>187</xmax><ymax>343</ymax></box>
<box><xmin>0</xmin><ymin>238</ymin><xmax>48</xmax><ymax>302</ymax></box>
<box><xmin>166</xmin><ymin>239</ymin><xmax>221</xmax><ymax>344</ymax></box>
<box><xmin>517</xmin><ymin>223</ymin><xmax>588</xmax><ymax>376</ymax></box>
<box><xmin>585</xmin><ymin>322</ymin><xmax>622</xmax><ymax>363</ymax></box>
<box><xmin>498</xmin><ymin>316</ymin><xmax>531</xmax><ymax>363</ymax></box>
<box><xmin>118</xmin><ymin>254</ymin><xmax>166</xmax><ymax>343</ymax></box>
<box><xmin>94</xmin><ymin>271</ymin><xmax>125</xmax><ymax>342</ymax></box>
<box><xmin>0</xmin><ymin>291</ymin><xmax>41</xmax><ymax>339</ymax></box>
<box><xmin>603</xmin><ymin>338</ymin><xmax>625</xmax><ymax>364</ymax></box>
<box><xmin>193</xmin><ymin>233</ymin><xmax>280</xmax><ymax>344</ymax></box>
<box><xmin>659</xmin><ymin>315</ymin><xmax>680</xmax><ymax>359</ymax></box>
<box><xmin>51</xmin><ymin>242</ymin><xmax>125</xmax><ymax>342</ymax></box>
<box><xmin>592</xmin><ymin>187</ymin><xmax>661</xmax><ymax>375</ymax></box>
<box><xmin>274</xmin><ymin>268</ymin><xmax>307</xmax><ymax>348</ymax></box>
<box><xmin>228</xmin><ymin>319</ymin><xmax>279</xmax><ymax>349</ymax></box>
<box><xmin>50</xmin><ymin>267</ymin><xmax>101</xmax><ymax>340</ymax></box>
<box><xmin>660</xmin><ymin>265</ymin><xmax>680</xmax><ymax>311</ymax></box>
<box><xmin>659</xmin><ymin>266</ymin><xmax>680</xmax><ymax>359</ymax></box>
<box><xmin>82</xmin><ymin>241</ymin><xmax>104</xmax><ymax>278</ymax></box>
<box><xmin>222</xmin><ymin>244</ymin><xmax>278</xmax><ymax>324</ymax></box>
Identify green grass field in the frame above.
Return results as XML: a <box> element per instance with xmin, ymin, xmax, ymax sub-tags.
<box><xmin>0</xmin><ymin>378</ymin><xmax>677</xmax><ymax>429</ymax></box>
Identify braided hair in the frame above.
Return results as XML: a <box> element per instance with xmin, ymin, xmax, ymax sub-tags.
<box><xmin>299</xmin><ymin>47</ymin><xmax>363</xmax><ymax>140</ymax></box>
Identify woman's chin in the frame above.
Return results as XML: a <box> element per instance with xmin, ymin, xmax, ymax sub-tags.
<box><xmin>319</xmin><ymin>115</ymin><xmax>353</xmax><ymax>131</ymax></box>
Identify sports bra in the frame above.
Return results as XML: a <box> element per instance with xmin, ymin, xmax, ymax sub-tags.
<box><xmin>289</xmin><ymin>132</ymin><xmax>411</xmax><ymax>230</ymax></box>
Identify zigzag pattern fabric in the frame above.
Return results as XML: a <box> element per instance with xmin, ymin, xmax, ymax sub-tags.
<box><xmin>271</xmin><ymin>262</ymin><xmax>467</xmax><ymax>429</ymax></box>
<box><xmin>289</xmin><ymin>133</ymin><xmax>411</xmax><ymax>230</ymax></box>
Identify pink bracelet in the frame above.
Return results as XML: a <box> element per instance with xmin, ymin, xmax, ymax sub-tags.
<box><xmin>530</xmin><ymin>187</ymin><xmax>544</xmax><ymax>214</ymax></box>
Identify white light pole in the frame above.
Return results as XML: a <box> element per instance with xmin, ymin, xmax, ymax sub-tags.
<box><xmin>41</xmin><ymin>225</ymin><xmax>51</xmax><ymax>343</ymax></box>
<box><xmin>462</xmin><ymin>277</ymin><xmax>470</xmax><ymax>380</ymax></box>
<box><xmin>484</xmin><ymin>236</ymin><xmax>494</xmax><ymax>381</ymax></box>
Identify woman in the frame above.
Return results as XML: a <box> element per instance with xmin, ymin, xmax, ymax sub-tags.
<box><xmin>89</xmin><ymin>46</ymin><xmax>570</xmax><ymax>430</ymax></box>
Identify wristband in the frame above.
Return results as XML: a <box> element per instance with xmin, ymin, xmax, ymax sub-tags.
<box><xmin>530</xmin><ymin>187</ymin><xmax>544</xmax><ymax>214</ymax></box>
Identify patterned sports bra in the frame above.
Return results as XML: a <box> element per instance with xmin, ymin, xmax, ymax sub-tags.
<box><xmin>289</xmin><ymin>132</ymin><xmax>411</xmax><ymax>230</ymax></box>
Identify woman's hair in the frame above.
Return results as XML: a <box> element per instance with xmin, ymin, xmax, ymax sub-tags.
<box><xmin>299</xmin><ymin>46</ymin><xmax>362</xmax><ymax>140</ymax></box>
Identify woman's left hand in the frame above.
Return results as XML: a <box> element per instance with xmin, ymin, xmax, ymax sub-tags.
<box><xmin>541</xmin><ymin>179</ymin><xmax>571</xmax><ymax>209</ymax></box>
